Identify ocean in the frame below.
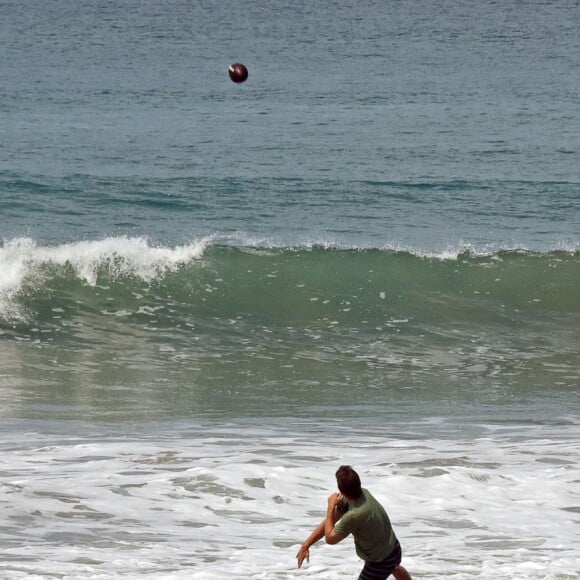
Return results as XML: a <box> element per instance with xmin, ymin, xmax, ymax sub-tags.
<box><xmin>1</xmin><ymin>1</ymin><xmax>579</xmax><ymax>578</ymax></box>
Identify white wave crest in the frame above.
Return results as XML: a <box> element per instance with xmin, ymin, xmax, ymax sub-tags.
<box><xmin>0</xmin><ymin>236</ymin><xmax>208</xmax><ymax>320</ymax></box>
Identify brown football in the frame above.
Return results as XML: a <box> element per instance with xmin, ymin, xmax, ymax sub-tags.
<box><xmin>228</xmin><ymin>63</ymin><xmax>249</xmax><ymax>83</ymax></box>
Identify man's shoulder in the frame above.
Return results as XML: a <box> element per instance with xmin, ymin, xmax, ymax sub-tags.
<box><xmin>361</xmin><ymin>488</ymin><xmax>383</xmax><ymax>507</ymax></box>
<box><xmin>358</xmin><ymin>488</ymin><xmax>375</xmax><ymax>506</ymax></box>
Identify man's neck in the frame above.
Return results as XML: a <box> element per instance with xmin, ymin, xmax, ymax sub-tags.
<box><xmin>344</xmin><ymin>491</ymin><xmax>363</xmax><ymax>506</ymax></box>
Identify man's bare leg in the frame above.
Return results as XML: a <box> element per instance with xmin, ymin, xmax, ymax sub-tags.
<box><xmin>393</xmin><ymin>564</ymin><xmax>412</xmax><ymax>580</ymax></box>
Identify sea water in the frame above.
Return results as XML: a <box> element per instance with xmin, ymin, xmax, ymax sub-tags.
<box><xmin>1</xmin><ymin>1</ymin><xmax>579</xmax><ymax>578</ymax></box>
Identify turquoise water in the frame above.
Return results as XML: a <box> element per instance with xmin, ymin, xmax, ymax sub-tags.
<box><xmin>0</xmin><ymin>1</ymin><xmax>579</xmax><ymax>578</ymax></box>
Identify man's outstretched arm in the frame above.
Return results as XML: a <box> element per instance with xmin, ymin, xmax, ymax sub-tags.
<box><xmin>296</xmin><ymin>518</ymin><xmax>325</xmax><ymax>568</ymax></box>
<box><xmin>296</xmin><ymin>498</ymin><xmax>345</xmax><ymax>568</ymax></box>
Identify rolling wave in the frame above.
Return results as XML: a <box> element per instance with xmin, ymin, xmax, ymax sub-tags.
<box><xmin>1</xmin><ymin>236</ymin><xmax>578</xmax><ymax>329</ymax></box>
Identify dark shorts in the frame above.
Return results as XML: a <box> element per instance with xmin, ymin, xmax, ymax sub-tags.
<box><xmin>357</xmin><ymin>540</ymin><xmax>402</xmax><ymax>580</ymax></box>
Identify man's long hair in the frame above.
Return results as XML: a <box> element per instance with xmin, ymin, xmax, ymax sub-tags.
<box><xmin>336</xmin><ymin>465</ymin><xmax>363</xmax><ymax>499</ymax></box>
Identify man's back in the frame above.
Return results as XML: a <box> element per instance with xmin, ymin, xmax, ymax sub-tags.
<box><xmin>334</xmin><ymin>489</ymin><xmax>398</xmax><ymax>562</ymax></box>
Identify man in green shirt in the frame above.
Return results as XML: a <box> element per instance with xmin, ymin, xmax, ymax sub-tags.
<box><xmin>297</xmin><ymin>465</ymin><xmax>412</xmax><ymax>580</ymax></box>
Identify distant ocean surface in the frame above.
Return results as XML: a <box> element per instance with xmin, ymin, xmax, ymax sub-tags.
<box><xmin>1</xmin><ymin>1</ymin><xmax>578</xmax><ymax>578</ymax></box>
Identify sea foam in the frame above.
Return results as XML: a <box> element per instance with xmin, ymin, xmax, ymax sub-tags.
<box><xmin>0</xmin><ymin>418</ymin><xmax>577</xmax><ymax>579</ymax></box>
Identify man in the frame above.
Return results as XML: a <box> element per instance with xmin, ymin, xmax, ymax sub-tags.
<box><xmin>296</xmin><ymin>465</ymin><xmax>412</xmax><ymax>580</ymax></box>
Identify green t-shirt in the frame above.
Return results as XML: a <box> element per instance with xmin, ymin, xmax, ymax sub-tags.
<box><xmin>334</xmin><ymin>489</ymin><xmax>397</xmax><ymax>562</ymax></box>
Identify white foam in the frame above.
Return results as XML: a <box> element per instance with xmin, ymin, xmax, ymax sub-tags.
<box><xmin>0</xmin><ymin>419</ymin><xmax>577</xmax><ymax>579</ymax></box>
<box><xmin>0</xmin><ymin>236</ymin><xmax>208</xmax><ymax>320</ymax></box>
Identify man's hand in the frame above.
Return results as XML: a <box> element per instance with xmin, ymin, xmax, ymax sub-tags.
<box><xmin>327</xmin><ymin>492</ymin><xmax>341</xmax><ymax>511</ymax></box>
<box><xmin>324</xmin><ymin>492</ymin><xmax>346</xmax><ymax>545</ymax></box>
<box><xmin>296</xmin><ymin>543</ymin><xmax>310</xmax><ymax>568</ymax></box>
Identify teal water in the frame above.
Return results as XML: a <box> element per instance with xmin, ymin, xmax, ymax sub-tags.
<box><xmin>0</xmin><ymin>1</ymin><xmax>579</xmax><ymax>578</ymax></box>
